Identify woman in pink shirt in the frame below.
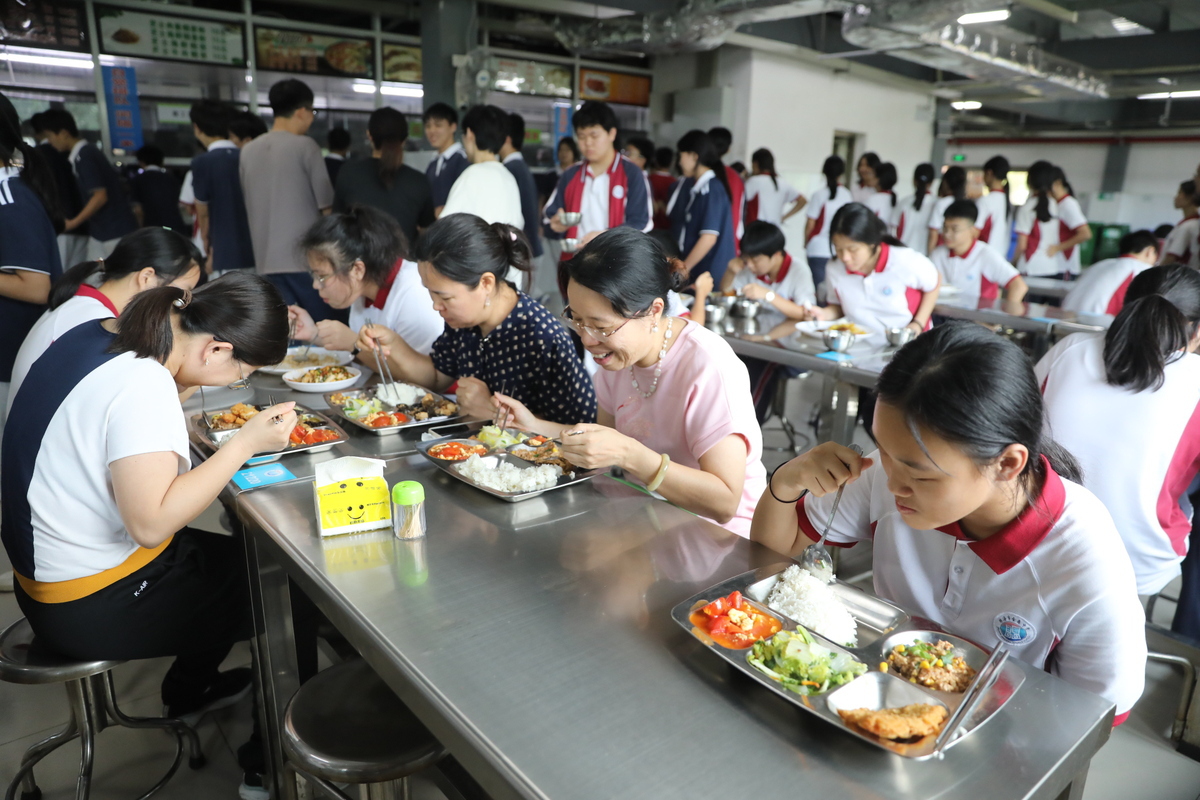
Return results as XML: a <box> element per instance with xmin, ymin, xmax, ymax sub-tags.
<box><xmin>496</xmin><ymin>228</ymin><xmax>767</xmax><ymax>536</ymax></box>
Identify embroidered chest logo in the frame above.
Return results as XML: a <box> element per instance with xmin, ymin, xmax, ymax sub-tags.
<box><xmin>994</xmin><ymin>612</ymin><xmax>1036</xmax><ymax>646</ymax></box>
<box><xmin>881</xmin><ymin>286</ymin><xmax>893</xmax><ymax>296</ymax></box>
<box><xmin>612</xmin><ymin>185</ymin><xmax>625</xmax><ymax>200</ymax></box>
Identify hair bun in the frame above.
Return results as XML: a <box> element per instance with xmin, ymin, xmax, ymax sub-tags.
<box><xmin>666</xmin><ymin>256</ymin><xmax>690</xmax><ymax>293</ymax></box>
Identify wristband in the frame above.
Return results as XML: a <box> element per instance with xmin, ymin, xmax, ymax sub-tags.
<box><xmin>768</xmin><ymin>462</ymin><xmax>809</xmax><ymax>504</ymax></box>
<box><xmin>646</xmin><ymin>453</ymin><xmax>671</xmax><ymax>493</ymax></box>
<box><xmin>351</xmin><ymin>345</ymin><xmax>361</xmax><ymax>357</ymax></box>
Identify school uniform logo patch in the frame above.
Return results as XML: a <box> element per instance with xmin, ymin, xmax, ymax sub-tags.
<box><xmin>994</xmin><ymin>612</ymin><xmax>1036</xmax><ymax>646</ymax></box>
<box><xmin>612</xmin><ymin>185</ymin><xmax>625</xmax><ymax>200</ymax></box>
<box><xmin>882</xmin><ymin>286</ymin><xmax>893</xmax><ymax>296</ymax></box>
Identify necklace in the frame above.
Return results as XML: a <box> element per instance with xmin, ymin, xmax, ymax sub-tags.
<box><xmin>630</xmin><ymin>317</ymin><xmax>673</xmax><ymax>399</ymax></box>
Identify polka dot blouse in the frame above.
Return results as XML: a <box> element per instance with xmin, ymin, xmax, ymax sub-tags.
<box><xmin>431</xmin><ymin>291</ymin><xmax>597</xmax><ymax>425</ymax></box>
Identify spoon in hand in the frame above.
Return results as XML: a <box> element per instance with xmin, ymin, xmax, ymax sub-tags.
<box><xmin>799</xmin><ymin>443</ymin><xmax>863</xmax><ymax>583</ymax></box>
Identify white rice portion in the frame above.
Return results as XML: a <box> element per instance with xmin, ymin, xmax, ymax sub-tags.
<box><xmin>455</xmin><ymin>455</ymin><xmax>561</xmax><ymax>493</ymax></box>
<box><xmin>376</xmin><ymin>382</ymin><xmax>423</xmax><ymax>406</ymax></box>
<box><xmin>766</xmin><ymin>565</ymin><xmax>858</xmax><ymax>646</ymax></box>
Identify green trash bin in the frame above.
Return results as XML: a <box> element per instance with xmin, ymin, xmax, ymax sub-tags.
<box><xmin>1093</xmin><ymin>224</ymin><xmax>1129</xmax><ymax>263</ymax></box>
<box><xmin>1077</xmin><ymin>222</ymin><xmax>1103</xmax><ymax>267</ymax></box>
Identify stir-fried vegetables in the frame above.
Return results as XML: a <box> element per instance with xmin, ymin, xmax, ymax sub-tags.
<box><xmin>748</xmin><ymin>628</ymin><xmax>867</xmax><ymax>696</ymax></box>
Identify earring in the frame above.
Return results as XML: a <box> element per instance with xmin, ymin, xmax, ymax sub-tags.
<box><xmin>204</xmin><ymin>358</ymin><xmax>209</xmax><ymax>367</ymax></box>
<box><xmin>485</xmin><ymin>296</ymin><xmax>491</xmax><ymax>307</ymax></box>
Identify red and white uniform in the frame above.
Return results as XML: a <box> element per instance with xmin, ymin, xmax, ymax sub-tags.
<box><xmin>725</xmin><ymin>165</ymin><xmax>746</xmax><ymax>250</ymax></box>
<box><xmin>825</xmin><ymin>243</ymin><xmax>939</xmax><ymax>347</ymax></box>
<box><xmin>1013</xmin><ymin>196</ymin><xmax>1063</xmax><ymax>277</ymax></box>
<box><xmin>797</xmin><ymin>456</ymin><xmax>1146</xmax><ymax>722</ymax></box>
<box><xmin>931</xmin><ymin>241</ymin><xmax>1019</xmax><ymax>301</ymax></box>
<box><xmin>976</xmin><ymin>189</ymin><xmax>1010</xmax><ymax>258</ymax></box>
<box><xmin>1061</xmin><ymin>256</ymin><xmax>1152</xmax><ymax>316</ymax></box>
<box><xmin>891</xmin><ymin>193</ymin><xmax>934</xmax><ymax>255</ymax></box>
<box><xmin>1160</xmin><ymin>216</ymin><xmax>1200</xmax><ymax>269</ymax></box>
<box><xmin>851</xmin><ymin>184</ymin><xmax>877</xmax><ymax>205</ymax></box>
<box><xmin>1036</xmin><ymin>333</ymin><xmax>1200</xmax><ymax>595</ymax></box>
<box><xmin>744</xmin><ymin>174</ymin><xmax>801</xmax><ymax>226</ymax></box>
<box><xmin>729</xmin><ymin>252</ymin><xmax>815</xmax><ymax>328</ymax></box>
<box><xmin>1055</xmin><ymin>195</ymin><xmax>1089</xmax><ymax>276</ymax></box>
<box><xmin>926</xmin><ymin>195</ymin><xmax>957</xmax><ymax>249</ymax></box>
<box><xmin>865</xmin><ymin>191</ymin><xmax>896</xmax><ymax>222</ymax></box>
<box><xmin>804</xmin><ymin>184</ymin><xmax>852</xmax><ymax>260</ymax></box>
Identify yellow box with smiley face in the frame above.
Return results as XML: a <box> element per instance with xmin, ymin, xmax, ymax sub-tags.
<box><xmin>313</xmin><ymin>457</ymin><xmax>392</xmax><ymax>536</ymax></box>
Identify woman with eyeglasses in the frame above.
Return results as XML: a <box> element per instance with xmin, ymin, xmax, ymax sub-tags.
<box><xmin>356</xmin><ymin>213</ymin><xmax>596</xmax><ymax>425</ymax></box>
<box><xmin>492</xmin><ymin>228</ymin><xmax>767</xmax><ymax>537</ymax></box>
<box><xmin>2</xmin><ymin>271</ymin><xmax>293</xmax><ymax>725</ymax></box>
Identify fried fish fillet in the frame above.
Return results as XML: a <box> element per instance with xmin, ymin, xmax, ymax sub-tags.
<box><xmin>837</xmin><ymin>703</ymin><xmax>948</xmax><ymax>740</ymax></box>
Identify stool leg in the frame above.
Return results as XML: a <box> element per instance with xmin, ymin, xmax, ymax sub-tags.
<box><xmin>4</xmin><ymin>686</ymin><xmax>82</xmax><ymax>800</ymax></box>
<box><xmin>98</xmin><ymin>672</ymin><xmax>194</xmax><ymax>799</ymax></box>
<box><xmin>71</xmin><ymin>678</ymin><xmax>97</xmax><ymax>800</ymax></box>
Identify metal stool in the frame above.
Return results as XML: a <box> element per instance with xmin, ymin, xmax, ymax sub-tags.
<box><xmin>764</xmin><ymin>372</ymin><xmax>813</xmax><ymax>454</ymax></box>
<box><xmin>283</xmin><ymin>658</ymin><xmax>445</xmax><ymax>800</ymax></box>
<box><xmin>0</xmin><ymin>618</ymin><xmax>204</xmax><ymax>800</ymax></box>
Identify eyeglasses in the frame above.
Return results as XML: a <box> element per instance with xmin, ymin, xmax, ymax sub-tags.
<box><xmin>309</xmin><ymin>271</ymin><xmax>333</xmax><ymax>286</ymax></box>
<box><xmin>561</xmin><ymin>307</ymin><xmax>639</xmax><ymax>340</ymax></box>
<box><xmin>227</xmin><ymin>361</ymin><xmax>251</xmax><ymax>390</ymax></box>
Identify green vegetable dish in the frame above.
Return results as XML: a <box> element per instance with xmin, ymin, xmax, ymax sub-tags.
<box><xmin>748</xmin><ymin>629</ymin><xmax>868</xmax><ymax>696</ymax></box>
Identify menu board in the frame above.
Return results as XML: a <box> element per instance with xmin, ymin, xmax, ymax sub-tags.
<box><xmin>255</xmin><ymin>26</ymin><xmax>373</xmax><ymax>78</ymax></box>
<box><xmin>382</xmin><ymin>44</ymin><xmax>421</xmax><ymax>83</ymax></box>
<box><xmin>1</xmin><ymin>0</ymin><xmax>87</xmax><ymax>51</ymax></box>
<box><xmin>96</xmin><ymin>6</ymin><xmax>245</xmax><ymax>66</ymax></box>
<box><xmin>579</xmin><ymin>68</ymin><xmax>652</xmax><ymax>107</ymax></box>
<box><xmin>493</xmin><ymin>59</ymin><xmax>572</xmax><ymax>98</ymax></box>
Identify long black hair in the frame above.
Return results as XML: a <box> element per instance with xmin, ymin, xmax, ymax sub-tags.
<box><xmin>0</xmin><ymin>91</ymin><xmax>62</xmax><ymax>233</ymax></box>
<box><xmin>752</xmin><ymin>147</ymin><xmax>778</xmax><ymax>190</ymax></box>
<box><xmin>50</xmin><ymin>227</ymin><xmax>201</xmax><ymax>310</ymax></box>
<box><xmin>567</xmin><ymin>228</ymin><xmax>688</xmax><ymax>318</ymax></box>
<box><xmin>368</xmin><ymin>107</ymin><xmax>408</xmax><ymax>189</ymax></box>
<box><xmin>939</xmin><ymin>165</ymin><xmax>967</xmax><ymax>202</ymax></box>
<box><xmin>413</xmin><ymin>213</ymin><xmax>531</xmax><ymax>289</ymax></box>
<box><xmin>301</xmin><ymin>205</ymin><xmax>408</xmax><ymax>288</ymax></box>
<box><xmin>876</xmin><ymin>162</ymin><xmax>898</xmax><ymax>207</ymax></box>
<box><xmin>912</xmin><ymin>163</ymin><xmax>935</xmax><ymax>211</ymax></box>
<box><xmin>857</xmin><ymin>151</ymin><xmax>881</xmax><ymax>189</ymax></box>
<box><xmin>1051</xmin><ymin>165</ymin><xmax>1075</xmax><ymax>198</ymax></box>
<box><xmin>676</xmin><ymin>129</ymin><xmax>732</xmax><ymax>210</ymax></box>
<box><xmin>1028</xmin><ymin>160</ymin><xmax>1056</xmax><ymax>223</ymax></box>
<box><xmin>983</xmin><ymin>155</ymin><xmax>1010</xmax><ymax>216</ymax></box>
<box><xmin>1103</xmin><ymin>266</ymin><xmax>1200</xmax><ymax>393</ymax></box>
<box><xmin>111</xmin><ymin>271</ymin><xmax>287</xmax><ymax>367</ymax></box>
<box><xmin>877</xmin><ymin>321</ymin><xmax>1082</xmax><ymax>502</ymax></box>
<box><xmin>829</xmin><ymin>202</ymin><xmax>904</xmax><ymax>255</ymax></box>
<box><xmin>822</xmin><ymin>155</ymin><xmax>845</xmax><ymax>198</ymax></box>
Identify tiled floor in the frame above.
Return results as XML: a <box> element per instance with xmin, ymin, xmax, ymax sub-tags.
<box><xmin>2</xmin><ymin>379</ymin><xmax>1199</xmax><ymax>798</ymax></box>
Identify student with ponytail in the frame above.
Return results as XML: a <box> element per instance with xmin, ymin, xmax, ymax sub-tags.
<box><xmin>979</xmin><ymin>155</ymin><xmax>1012</xmax><ymax>258</ymax></box>
<box><xmin>753</xmin><ymin>321</ymin><xmax>1147</xmax><ymax>724</ymax></box>
<box><xmin>358</xmin><ymin>213</ymin><xmax>595</xmax><ymax>426</ymax></box>
<box><xmin>2</xmin><ymin>272</ymin><xmax>294</xmax><ymax>727</ymax></box>
<box><xmin>865</xmin><ymin>162</ymin><xmax>897</xmax><ymax>221</ymax></box>
<box><xmin>9</xmin><ymin>227</ymin><xmax>202</xmax><ymax>405</ymax></box>
<box><xmin>891</xmin><ymin>163</ymin><xmax>936</xmax><ymax>254</ymax></box>
<box><xmin>1014</xmin><ymin>160</ymin><xmax>1063</xmax><ymax>276</ymax></box>
<box><xmin>744</xmin><ymin>148</ymin><xmax>805</xmax><ymax>226</ymax></box>
<box><xmin>804</xmin><ymin>155</ymin><xmax>853</xmax><ymax>290</ymax></box>
<box><xmin>666</xmin><ymin>129</ymin><xmax>737</xmax><ymax>284</ymax></box>
<box><xmin>925</xmin><ymin>165</ymin><xmax>967</xmax><ymax>255</ymax></box>
<box><xmin>1049</xmin><ymin>166</ymin><xmax>1092</xmax><ymax>277</ymax></box>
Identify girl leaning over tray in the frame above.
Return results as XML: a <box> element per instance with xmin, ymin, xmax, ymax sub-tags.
<box><xmin>750</xmin><ymin>321</ymin><xmax>1147</xmax><ymax>724</ymax></box>
<box><xmin>491</xmin><ymin>227</ymin><xmax>768</xmax><ymax>538</ymax></box>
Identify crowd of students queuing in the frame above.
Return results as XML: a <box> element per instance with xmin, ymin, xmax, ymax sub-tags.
<box><xmin>4</xmin><ymin>75</ymin><xmax>1200</xmax><ymax>796</ymax></box>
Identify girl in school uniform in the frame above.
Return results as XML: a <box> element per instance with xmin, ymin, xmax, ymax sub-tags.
<box><xmin>864</xmin><ymin>162</ymin><xmax>897</xmax><ymax>221</ymax></box>
<box><xmin>1037</xmin><ymin>265</ymin><xmax>1200</xmax><ymax>607</ymax></box>
<box><xmin>1013</xmin><ymin>160</ymin><xmax>1063</xmax><ymax>277</ymax></box>
<box><xmin>1160</xmin><ymin>180</ymin><xmax>1199</xmax><ymax>268</ymax></box>
<box><xmin>852</xmin><ymin>151</ymin><xmax>881</xmax><ymax>204</ymax></box>
<box><xmin>804</xmin><ymin>203</ymin><xmax>940</xmax><ymax>349</ymax></box>
<box><xmin>977</xmin><ymin>155</ymin><xmax>1012</xmax><ymax>258</ymax></box>
<box><xmin>1050</xmin><ymin>166</ymin><xmax>1092</xmax><ymax>278</ymax></box>
<box><xmin>744</xmin><ymin>148</ymin><xmax>805</xmax><ymax>226</ymax></box>
<box><xmin>752</xmin><ymin>322</ymin><xmax>1147</xmax><ymax>724</ymax></box>
<box><xmin>891</xmin><ymin>163</ymin><xmax>935</xmax><ymax>255</ymax></box>
<box><xmin>925</xmin><ymin>165</ymin><xmax>967</xmax><ymax>256</ymax></box>
<box><xmin>1061</xmin><ymin>229</ymin><xmax>1158</xmax><ymax>316</ymax></box>
<box><xmin>666</xmin><ymin>129</ymin><xmax>737</xmax><ymax>285</ymax></box>
<box><xmin>804</xmin><ymin>155</ymin><xmax>853</xmax><ymax>291</ymax></box>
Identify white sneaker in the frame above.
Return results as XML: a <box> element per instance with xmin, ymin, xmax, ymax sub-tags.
<box><xmin>0</xmin><ymin>570</ymin><xmax>13</xmax><ymax>592</ymax></box>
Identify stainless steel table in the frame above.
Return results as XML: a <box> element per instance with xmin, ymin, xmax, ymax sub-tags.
<box><xmin>237</xmin><ymin>462</ymin><xmax>1115</xmax><ymax>800</ymax></box>
<box><xmin>1023</xmin><ymin>276</ymin><xmax>1073</xmax><ymax>300</ymax></box>
<box><xmin>935</xmin><ymin>294</ymin><xmax>1111</xmax><ymax>338</ymax></box>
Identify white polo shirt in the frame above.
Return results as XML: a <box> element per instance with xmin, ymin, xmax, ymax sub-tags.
<box><xmin>744</xmin><ymin>174</ymin><xmax>801</xmax><ymax>226</ymax></box>
<box><xmin>804</xmin><ymin>185</ymin><xmax>852</xmax><ymax>259</ymax></box>
<box><xmin>1036</xmin><ymin>333</ymin><xmax>1200</xmax><ymax>595</ymax></box>
<box><xmin>891</xmin><ymin>193</ymin><xmax>934</xmax><ymax>255</ymax></box>
<box><xmin>347</xmin><ymin>260</ymin><xmax>444</xmax><ymax>356</ymax></box>
<box><xmin>797</xmin><ymin>455</ymin><xmax>1147</xmax><ymax>721</ymax></box>
<box><xmin>1056</xmin><ymin>195</ymin><xmax>1089</xmax><ymax>276</ymax></box>
<box><xmin>931</xmin><ymin>241</ymin><xmax>1020</xmax><ymax>301</ymax></box>
<box><xmin>825</xmin><ymin>243</ymin><xmax>940</xmax><ymax>347</ymax></box>
<box><xmin>1061</xmin><ymin>256</ymin><xmax>1151</xmax><ymax>316</ymax></box>
<box><xmin>729</xmin><ymin>252</ymin><xmax>815</xmax><ymax>328</ymax></box>
<box><xmin>1160</xmin><ymin>216</ymin><xmax>1200</xmax><ymax>269</ymax></box>
<box><xmin>1014</xmin><ymin>196</ymin><xmax>1063</xmax><ymax>277</ymax></box>
<box><xmin>976</xmin><ymin>190</ymin><xmax>1011</xmax><ymax>257</ymax></box>
<box><xmin>865</xmin><ymin>191</ymin><xmax>895</xmax><ymax>222</ymax></box>
<box><xmin>926</xmin><ymin>195</ymin><xmax>956</xmax><ymax>235</ymax></box>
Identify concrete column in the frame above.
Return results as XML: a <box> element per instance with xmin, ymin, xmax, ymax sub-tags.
<box><xmin>1101</xmin><ymin>141</ymin><xmax>1131</xmax><ymax>194</ymax></box>
<box><xmin>930</xmin><ymin>98</ymin><xmax>951</xmax><ymax>167</ymax></box>
<box><xmin>421</xmin><ymin>0</ymin><xmax>476</xmax><ymax>111</ymax></box>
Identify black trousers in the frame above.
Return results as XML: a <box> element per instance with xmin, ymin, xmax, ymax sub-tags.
<box><xmin>15</xmin><ymin>528</ymin><xmax>252</xmax><ymax>709</ymax></box>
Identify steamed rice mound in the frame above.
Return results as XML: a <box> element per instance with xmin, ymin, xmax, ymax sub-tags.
<box><xmin>766</xmin><ymin>565</ymin><xmax>859</xmax><ymax>646</ymax></box>
<box><xmin>455</xmin><ymin>454</ymin><xmax>560</xmax><ymax>493</ymax></box>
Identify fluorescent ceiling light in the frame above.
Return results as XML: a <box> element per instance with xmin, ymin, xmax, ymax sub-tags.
<box><xmin>352</xmin><ymin>82</ymin><xmax>423</xmax><ymax>98</ymax></box>
<box><xmin>1137</xmin><ymin>90</ymin><xmax>1200</xmax><ymax>100</ymax></box>
<box><xmin>958</xmin><ymin>9</ymin><xmax>1010</xmax><ymax>24</ymax></box>
<box><xmin>1110</xmin><ymin>16</ymin><xmax>1147</xmax><ymax>34</ymax></box>
<box><xmin>0</xmin><ymin>52</ymin><xmax>94</xmax><ymax>69</ymax></box>
<box><xmin>951</xmin><ymin>100</ymin><xmax>983</xmax><ymax>110</ymax></box>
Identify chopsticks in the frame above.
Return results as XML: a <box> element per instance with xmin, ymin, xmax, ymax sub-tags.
<box><xmin>491</xmin><ymin>381</ymin><xmax>508</xmax><ymax>429</ymax></box>
<box><xmin>932</xmin><ymin>642</ymin><xmax>1009</xmax><ymax>758</ymax></box>
<box><xmin>368</xmin><ymin>324</ymin><xmax>397</xmax><ymax>395</ymax></box>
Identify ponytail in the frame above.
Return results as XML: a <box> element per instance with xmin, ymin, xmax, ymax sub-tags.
<box><xmin>822</xmin><ymin>155</ymin><xmax>845</xmax><ymax>199</ymax></box>
<box><xmin>1103</xmin><ymin>265</ymin><xmax>1200</xmax><ymax>392</ymax></box>
<box><xmin>49</xmin><ymin>261</ymin><xmax>104</xmax><ymax>310</ymax></box>
<box><xmin>414</xmin><ymin>214</ymin><xmax>531</xmax><ymax>290</ymax></box>
<box><xmin>367</xmin><ymin>106</ymin><xmax>409</xmax><ymax>190</ymax></box>
<box><xmin>752</xmin><ymin>148</ymin><xmax>777</xmax><ymax>191</ymax></box>
<box><xmin>912</xmin><ymin>163</ymin><xmax>934</xmax><ymax>211</ymax></box>
<box><xmin>1028</xmin><ymin>161</ymin><xmax>1055</xmax><ymax>224</ymax></box>
<box><xmin>983</xmin><ymin>155</ymin><xmax>1011</xmax><ymax>217</ymax></box>
<box><xmin>941</xmin><ymin>166</ymin><xmax>967</xmax><ymax>202</ymax></box>
<box><xmin>490</xmin><ymin>222</ymin><xmax>534</xmax><ymax>275</ymax></box>
<box><xmin>49</xmin><ymin>227</ymin><xmax>201</xmax><ymax>310</ymax></box>
<box><xmin>877</xmin><ymin>162</ymin><xmax>897</xmax><ymax>207</ymax></box>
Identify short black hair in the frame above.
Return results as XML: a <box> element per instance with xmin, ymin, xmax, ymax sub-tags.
<box><xmin>572</xmin><ymin>101</ymin><xmax>617</xmax><ymax>134</ymax></box>
<box><xmin>136</xmin><ymin>144</ymin><xmax>164</xmax><ymax>166</ymax></box>
<box><xmin>229</xmin><ymin>111</ymin><xmax>267</xmax><ymax>141</ymax></box>
<box><xmin>461</xmin><ymin>105</ymin><xmax>508</xmax><ymax>154</ymax></box>
<box><xmin>944</xmin><ymin>199</ymin><xmax>979</xmax><ymax>224</ymax></box>
<box><xmin>40</xmin><ymin>108</ymin><xmax>78</xmax><ymax>138</ymax></box>
<box><xmin>189</xmin><ymin>99</ymin><xmax>231</xmax><ymax>138</ymax></box>
<box><xmin>740</xmin><ymin>221</ymin><xmax>786</xmax><ymax>258</ymax></box>
<box><xmin>625</xmin><ymin>136</ymin><xmax>654</xmax><ymax>162</ymax></box>
<box><xmin>507</xmin><ymin>112</ymin><xmax>525</xmax><ymax>151</ymax></box>
<box><xmin>1180</xmin><ymin>180</ymin><xmax>1198</xmax><ymax>202</ymax></box>
<box><xmin>27</xmin><ymin>111</ymin><xmax>45</xmax><ymax>134</ymax></box>
<box><xmin>558</xmin><ymin>136</ymin><xmax>580</xmax><ymax>161</ymax></box>
<box><xmin>1120</xmin><ymin>229</ymin><xmax>1159</xmax><ymax>256</ymax></box>
<box><xmin>327</xmin><ymin>127</ymin><xmax>351</xmax><ymax>151</ymax></box>
<box><xmin>268</xmin><ymin>78</ymin><xmax>314</xmax><ymax>118</ymax></box>
<box><xmin>708</xmin><ymin>127</ymin><xmax>732</xmax><ymax>157</ymax></box>
<box><xmin>654</xmin><ymin>146</ymin><xmax>673</xmax><ymax>171</ymax></box>
<box><xmin>422</xmin><ymin>102</ymin><xmax>458</xmax><ymax>126</ymax></box>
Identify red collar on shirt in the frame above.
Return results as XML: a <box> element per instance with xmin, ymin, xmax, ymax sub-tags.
<box><xmin>75</xmin><ymin>285</ymin><xmax>119</xmax><ymax>317</ymax></box>
<box><xmin>767</xmin><ymin>253</ymin><xmax>793</xmax><ymax>285</ymax></box>
<box><xmin>949</xmin><ymin>240</ymin><xmax>978</xmax><ymax>260</ymax></box>
<box><xmin>849</xmin><ymin>242</ymin><xmax>891</xmax><ymax>276</ymax></box>
<box><xmin>935</xmin><ymin>456</ymin><xmax>1067</xmax><ymax>575</ymax></box>
<box><xmin>1183</xmin><ymin>214</ymin><xmax>1200</xmax><ymax>222</ymax></box>
<box><xmin>365</xmin><ymin>259</ymin><xmax>403</xmax><ymax>309</ymax></box>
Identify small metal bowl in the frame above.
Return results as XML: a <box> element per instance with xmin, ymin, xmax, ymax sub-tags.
<box><xmin>730</xmin><ymin>298</ymin><xmax>762</xmax><ymax>319</ymax></box>
<box><xmin>823</xmin><ymin>328</ymin><xmax>857</xmax><ymax>352</ymax></box>
<box><xmin>704</xmin><ymin>304</ymin><xmax>728</xmax><ymax>326</ymax></box>
<box><xmin>560</xmin><ymin>211</ymin><xmax>583</xmax><ymax>226</ymax></box>
<box><xmin>885</xmin><ymin>326</ymin><xmax>918</xmax><ymax>347</ymax></box>
<box><xmin>562</xmin><ymin>237</ymin><xmax>581</xmax><ymax>253</ymax></box>
<box><xmin>716</xmin><ymin>294</ymin><xmax>738</xmax><ymax>311</ymax></box>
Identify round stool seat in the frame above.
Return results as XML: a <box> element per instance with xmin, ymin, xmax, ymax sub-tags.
<box><xmin>283</xmin><ymin>659</ymin><xmax>444</xmax><ymax>784</ymax></box>
<box><xmin>0</xmin><ymin>618</ymin><xmax>123</xmax><ymax>686</ymax></box>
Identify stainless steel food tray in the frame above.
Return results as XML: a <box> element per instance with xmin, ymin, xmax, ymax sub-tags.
<box><xmin>671</xmin><ymin>563</ymin><xmax>1025</xmax><ymax>760</ymax></box>
<box><xmin>323</xmin><ymin>385</ymin><xmax>463</xmax><ymax>437</ymax></box>
<box><xmin>188</xmin><ymin>405</ymin><xmax>347</xmax><ymax>466</ymax></box>
<box><xmin>416</xmin><ymin>435</ymin><xmax>608</xmax><ymax>502</ymax></box>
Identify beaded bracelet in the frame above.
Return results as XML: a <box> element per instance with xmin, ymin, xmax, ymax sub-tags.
<box><xmin>767</xmin><ymin>462</ymin><xmax>808</xmax><ymax>504</ymax></box>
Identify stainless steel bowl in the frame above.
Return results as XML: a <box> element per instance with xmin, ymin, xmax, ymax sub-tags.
<box><xmin>822</xmin><ymin>328</ymin><xmax>857</xmax><ymax>352</ymax></box>
<box><xmin>885</xmin><ymin>326</ymin><xmax>918</xmax><ymax>347</ymax></box>
<box><xmin>560</xmin><ymin>211</ymin><xmax>583</xmax><ymax>226</ymax></box>
<box><xmin>703</xmin><ymin>304</ymin><xmax>728</xmax><ymax>326</ymax></box>
<box><xmin>562</xmin><ymin>237</ymin><xmax>581</xmax><ymax>253</ymax></box>
<box><xmin>730</xmin><ymin>297</ymin><xmax>762</xmax><ymax>319</ymax></box>
<box><xmin>716</xmin><ymin>294</ymin><xmax>738</xmax><ymax>311</ymax></box>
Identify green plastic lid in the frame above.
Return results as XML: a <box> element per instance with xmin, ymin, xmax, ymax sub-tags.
<box><xmin>392</xmin><ymin>480</ymin><xmax>425</xmax><ymax>505</ymax></box>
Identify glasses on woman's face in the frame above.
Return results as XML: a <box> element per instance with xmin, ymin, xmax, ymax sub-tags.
<box><xmin>227</xmin><ymin>361</ymin><xmax>251</xmax><ymax>390</ymax></box>
<box><xmin>561</xmin><ymin>307</ymin><xmax>638</xmax><ymax>340</ymax></box>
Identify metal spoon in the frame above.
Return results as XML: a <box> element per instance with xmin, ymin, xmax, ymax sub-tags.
<box><xmin>800</xmin><ymin>443</ymin><xmax>863</xmax><ymax>583</ymax></box>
